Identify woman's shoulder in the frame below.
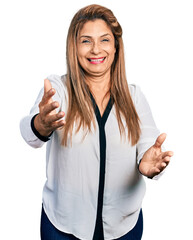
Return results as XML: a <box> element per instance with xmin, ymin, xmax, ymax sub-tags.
<box><xmin>128</xmin><ymin>84</ymin><xmax>151</xmax><ymax>113</ymax></box>
<box><xmin>128</xmin><ymin>84</ymin><xmax>142</xmax><ymax>105</ymax></box>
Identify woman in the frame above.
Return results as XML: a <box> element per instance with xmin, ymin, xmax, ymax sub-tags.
<box><xmin>20</xmin><ymin>4</ymin><xmax>173</xmax><ymax>240</ymax></box>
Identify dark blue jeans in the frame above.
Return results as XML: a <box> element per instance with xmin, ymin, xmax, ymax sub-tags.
<box><xmin>40</xmin><ymin>206</ymin><xmax>143</xmax><ymax>240</ymax></box>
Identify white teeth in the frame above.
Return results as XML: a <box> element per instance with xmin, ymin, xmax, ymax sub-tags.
<box><xmin>89</xmin><ymin>57</ymin><xmax>105</xmax><ymax>62</ymax></box>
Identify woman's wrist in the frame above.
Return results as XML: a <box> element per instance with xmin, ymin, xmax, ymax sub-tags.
<box><xmin>31</xmin><ymin>114</ymin><xmax>53</xmax><ymax>141</ymax></box>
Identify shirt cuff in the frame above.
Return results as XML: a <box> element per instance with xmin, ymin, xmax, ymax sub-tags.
<box><xmin>31</xmin><ymin>114</ymin><xmax>53</xmax><ymax>142</ymax></box>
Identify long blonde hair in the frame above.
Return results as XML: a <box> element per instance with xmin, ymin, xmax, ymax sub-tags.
<box><xmin>63</xmin><ymin>4</ymin><xmax>141</xmax><ymax>146</ymax></box>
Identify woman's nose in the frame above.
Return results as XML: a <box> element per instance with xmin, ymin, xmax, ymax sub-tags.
<box><xmin>91</xmin><ymin>42</ymin><xmax>101</xmax><ymax>54</ymax></box>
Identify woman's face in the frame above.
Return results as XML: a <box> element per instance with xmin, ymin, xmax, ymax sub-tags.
<box><xmin>77</xmin><ymin>19</ymin><xmax>116</xmax><ymax>78</ymax></box>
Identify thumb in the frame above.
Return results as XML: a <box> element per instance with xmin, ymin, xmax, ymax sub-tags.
<box><xmin>44</xmin><ymin>78</ymin><xmax>53</xmax><ymax>93</ymax></box>
<box><xmin>154</xmin><ymin>133</ymin><xmax>167</xmax><ymax>148</ymax></box>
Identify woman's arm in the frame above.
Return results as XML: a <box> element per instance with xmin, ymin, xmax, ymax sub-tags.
<box><xmin>34</xmin><ymin>79</ymin><xmax>65</xmax><ymax>137</ymax></box>
<box><xmin>133</xmin><ymin>85</ymin><xmax>173</xmax><ymax>179</ymax></box>
<box><xmin>20</xmin><ymin>76</ymin><xmax>66</xmax><ymax>148</ymax></box>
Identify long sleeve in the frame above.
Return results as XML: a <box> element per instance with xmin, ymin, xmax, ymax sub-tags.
<box><xmin>133</xmin><ymin>86</ymin><xmax>160</xmax><ymax>164</ymax></box>
<box><xmin>132</xmin><ymin>85</ymin><xmax>166</xmax><ymax>179</ymax></box>
<box><xmin>20</xmin><ymin>74</ymin><xmax>67</xmax><ymax>148</ymax></box>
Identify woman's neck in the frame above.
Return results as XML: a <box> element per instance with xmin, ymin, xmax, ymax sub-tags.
<box><xmin>86</xmin><ymin>73</ymin><xmax>111</xmax><ymax>116</ymax></box>
<box><xmin>85</xmin><ymin>73</ymin><xmax>111</xmax><ymax>95</ymax></box>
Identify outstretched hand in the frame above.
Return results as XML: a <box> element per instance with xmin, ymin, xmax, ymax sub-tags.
<box><xmin>139</xmin><ymin>133</ymin><xmax>174</xmax><ymax>178</ymax></box>
<box><xmin>34</xmin><ymin>79</ymin><xmax>66</xmax><ymax>137</ymax></box>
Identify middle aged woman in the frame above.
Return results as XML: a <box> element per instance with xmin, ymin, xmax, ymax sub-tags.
<box><xmin>20</xmin><ymin>4</ymin><xmax>173</xmax><ymax>240</ymax></box>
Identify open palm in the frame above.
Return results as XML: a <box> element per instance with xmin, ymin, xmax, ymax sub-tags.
<box><xmin>139</xmin><ymin>133</ymin><xmax>174</xmax><ymax>178</ymax></box>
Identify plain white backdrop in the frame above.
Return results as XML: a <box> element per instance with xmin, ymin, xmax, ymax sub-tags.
<box><xmin>0</xmin><ymin>0</ymin><xmax>193</xmax><ymax>239</ymax></box>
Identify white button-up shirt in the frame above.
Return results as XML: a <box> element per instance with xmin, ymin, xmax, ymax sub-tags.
<box><xmin>20</xmin><ymin>74</ymin><xmax>160</xmax><ymax>240</ymax></box>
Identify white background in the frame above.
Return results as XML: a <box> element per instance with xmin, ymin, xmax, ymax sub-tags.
<box><xmin>0</xmin><ymin>0</ymin><xmax>193</xmax><ymax>239</ymax></box>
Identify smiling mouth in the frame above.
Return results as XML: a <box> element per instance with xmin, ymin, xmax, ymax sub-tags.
<box><xmin>87</xmin><ymin>57</ymin><xmax>106</xmax><ymax>64</ymax></box>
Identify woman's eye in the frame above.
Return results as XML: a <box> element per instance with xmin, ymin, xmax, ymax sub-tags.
<box><xmin>102</xmin><ymin>39</ymin><xmax>109</xmax><ymax>42</ymax></box>
<box><xmin>82</xmin><ymin>39</ymin><xmax>91</xmax><ymax>44</ymax></box>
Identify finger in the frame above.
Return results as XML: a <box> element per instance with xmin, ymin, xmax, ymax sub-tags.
<box><xmin>42</xmin><ymin>78</ymin><xmax>55</xmax><ymax>104</ymax></box>
<box><xmin>42</xmin><ymin>79</ymin><xmax>55</xmax><ymax>105</ymax></box>
<box><xmin>161</xmin><ymin>162</ymin><xmax>167</xmax><ymax>168</ymax></box>
<box><xmin>44</xmin><ymin>78</ymin><xmax>53</xmax><ymax>93</ymax></box>
<box><xmin>41</xmin><ymin>88</ymin><xmax>56</xmax><ymax>106</ymax></box>
<box><xmin>161</xmin><ymin>151</ymin><xmax>174</xmax><ymax>159</ymax></box>
<box><xmin>50</xmin><ymin>119</ymin><xmax>66</xmax><ymax>131</ymax></box>
<box><xmin>163</xmin><ymin>156</ymin><xmax>171</xmax><ymax>163</ymax></box>
<box><xmin>42</xmin><ymin>101</ymin><xmax>59</xmax><ymax>116</ymax></box>
<box><xmin>154</xmin><ymin>133</ymin><xmax>167</xmax><ymax>148</ymax></box>
<box><xmin>155</xmin><ymin>162</ymin><xmax>167</xmax><ymax>172</ymax></box>
<box><xmin>46</xmin><ymin>111</ymin><xmax>65</xmax><ymax>125</ymax></box>
<box><xmin>148</xmin><ymin>167</ymin><xmax>161</xmax><ymax>178</ymax></box>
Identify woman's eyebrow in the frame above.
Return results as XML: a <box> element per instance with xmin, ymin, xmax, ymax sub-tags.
<box><xmin>79</xmin><ymin>35</ymin><xmax>92</xmax><ymax>38</ymax></box>
<box><xmin>100</xmin><ymin>33</ymin><xmax>112</xmax><ymax>38</ymax></box>
<box><xmin>79</xmin><ymin>33</ymin><xmax>112</xmax><ymax>39</ymax></box>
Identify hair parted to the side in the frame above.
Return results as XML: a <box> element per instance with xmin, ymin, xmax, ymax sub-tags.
<box><xmin>62</xmin><ymin>4</ymin><xmax>141</xmax><ymax>146</ymax></box>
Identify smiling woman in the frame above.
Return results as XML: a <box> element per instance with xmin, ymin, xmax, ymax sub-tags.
<box><xmin>77</xmin><ymin>20</ymin><xmax>116</xmax><ymax>78</ymax></box>
<box><xmin>64</xmin><ymin>5</ymin><xmax>141</xmax><ymax>147</ymax></box>
<box><xmin>20</xmin><ymin>4</ymin><xmax>173</xmax><ymax>240</ymax></box>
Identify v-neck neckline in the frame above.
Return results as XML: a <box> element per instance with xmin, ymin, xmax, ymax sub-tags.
<box><xmin>90</xmin><ymin>93</ymin><xmax>114</xmax><ymax>126</ymax></box>
<box><xmin>90</xmin><ymin>92</ymin><xmax>114</xmax><ymax>240</ymax></box>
